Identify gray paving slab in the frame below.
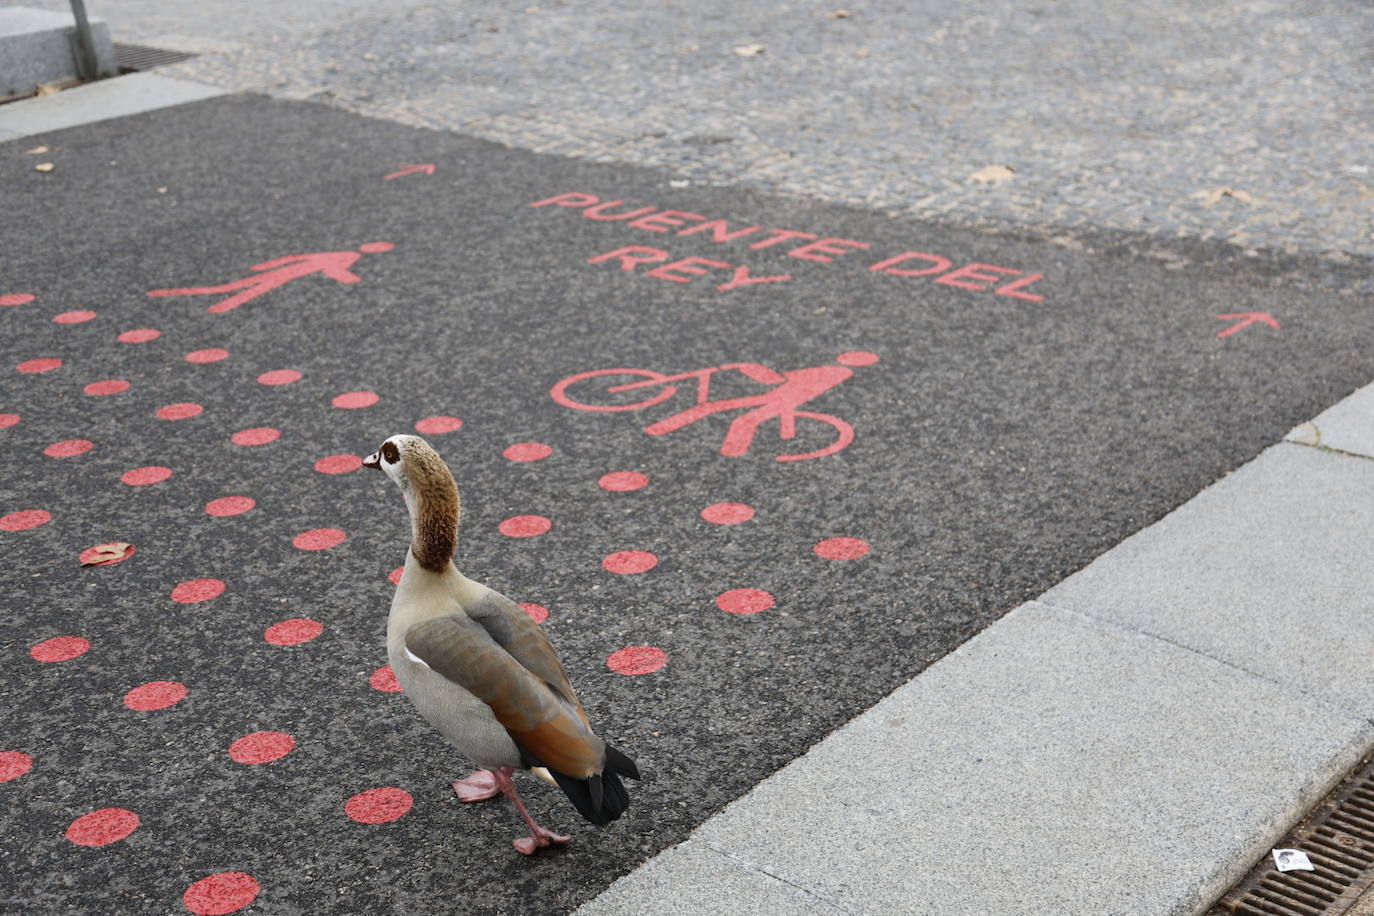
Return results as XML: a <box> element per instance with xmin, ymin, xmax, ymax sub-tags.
<box><xmin>1044</xmin><ymin>442</ymin><xmax>1374</xmax><ymax>717</ymax></box>
<box><xmin>0</xmin><ymin>6</ymin><xmax>115</xmax><ymax>97</ymax></box>
<box><xmin>0</xmin><ymin>71</ymin><xmax>225</xmax><ymax>139</ymax></box>
<box><xmin>581</xmin><ymin>601</ymin><xmax>1373</xmax><ymax>916</ymax></box>
<box><xmin>581</xmin><ymin>839</ymin><xmax>846</xmax><ymax>916</ymax></box>
<box><xmin>1286</xmin><ymin>381</ymin><xmax>1374</xmax><ymax>459</ymax></box>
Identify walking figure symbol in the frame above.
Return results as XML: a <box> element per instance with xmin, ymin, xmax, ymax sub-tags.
<box><xmin>551</xmin><ymin>351</ymin><xmax>878</xmax><ymax>462</ymax></box>
<box><xmin>147</xmin><ymin>242</ymin><xmax>394</xmax><ymax>314</ymax></box>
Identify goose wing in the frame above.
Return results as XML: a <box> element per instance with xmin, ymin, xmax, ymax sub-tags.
<box><xmin>404</xmin><ymin>614</ymin><xmax>605</xmax><ymax>779</ymax></box>
<box><xmin>460</xmin><ymin>590</ymin><xmax>592</xmax><ymax>727</ymax></box>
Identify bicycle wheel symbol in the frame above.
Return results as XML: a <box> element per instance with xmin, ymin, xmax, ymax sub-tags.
<box><xmin>550</xmin><ymin>368</ymin><xmax>680</xmax><ymax>413</ymax></box>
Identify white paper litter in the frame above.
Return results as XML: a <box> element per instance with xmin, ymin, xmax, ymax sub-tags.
<box><xmin>1271</xmin><ymin>848</ymin><xmax>1314</xmax><ymax>872</ymax></box>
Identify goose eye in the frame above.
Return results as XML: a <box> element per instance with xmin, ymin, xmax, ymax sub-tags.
<box><xmin>381</xmin><ymin>441</ymin><xmax>400</xmax><ymax>464</ymax></box>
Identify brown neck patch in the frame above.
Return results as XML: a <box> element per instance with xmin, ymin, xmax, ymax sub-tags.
<box><xmin>405</xmin><ymin>446</ymin><xmax>460</xmax><ymax>572</ymax></box>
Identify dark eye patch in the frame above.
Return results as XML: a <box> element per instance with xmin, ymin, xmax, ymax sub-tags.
<box><xmin>381</xmin><ymin>441</ymin><xmax>400</xmax><ymax>463</ymax></box>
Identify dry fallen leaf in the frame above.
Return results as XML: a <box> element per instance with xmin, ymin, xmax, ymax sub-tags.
<box><xmin>26</xmin><ymin>145</ymin><xmax>50</xmax><ymax>155</ymax></box>
<box><xmin>733</xmin><ymin>44</ymin><xmax>765</xmax><ymax>57</ymax></box>
<box><xmin>828</xmin><ymin>8</ymin><xmax>855</xmax><ymax>17</ymax></box>
<box><xmin>855</xmin><ymin>47</ymin><xmax>870</xmax><ymax>57</ymax></box>
<box><xmin>34</xmin><ymin>163</ymin><xmax>55</xmax><ymax>173</ymax></box>
<box><xmin>81</xmin><ymin>542</ymin><xmax>135</xmax><ymax>566</ymax></box>
<box><xmin>1192</xmin><ymin>186</ymin><xmax>1254</xmax><ymax>207</ymax></box>
<box><xmin>36</xmin><ymin>82</ymin><xmax>62</xmax><ymax>96</ymax></box>
<box><xmin>969</xmin><ymin>164</ymin><xmax>1015</xmax><ymax>184</ymax></box>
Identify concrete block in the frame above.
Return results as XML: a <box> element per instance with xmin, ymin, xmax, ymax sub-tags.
<box><xmin>1286</xmin><ymin>381</ymin><xmax>1374</xmax><ymax>459</ymax></box>
<box><xmin>0</xmin><ymin>6</ymin><xmax>117</xmax><ymax>98</ymax></box>
<box><xmin>0</xmin><ymin>72</ymin><xmax>226</xmax><ymax>141</ymax></box>
<box><xmin>586</xmin><ymin>602</ymin><xmax>1372</xmax><ymax>915</ymax></box>
<box><xmin>1045</xmin><ymin>443</ymin><xmax>1374</xmax><ymax>716</ymax></box>
<box><xmin>578</xmin><ymin>840</ymin><xmax>847</xmax><ymax>916</ymax></box>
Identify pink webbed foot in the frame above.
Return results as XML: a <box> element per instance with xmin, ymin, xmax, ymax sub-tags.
<box><xmin>489</xmin><ymin>766</ymin><xmax>572</xmax><ymax>855</ymax></box>
<box><xmin>451</xmin><ymin>769</ymin><xmax>500</xmax><ymax>803</ymax></box>
<box><xmin>512</xmin><ymin>825</ymin><xmax>571</xmax><ymax>856</ymax></box>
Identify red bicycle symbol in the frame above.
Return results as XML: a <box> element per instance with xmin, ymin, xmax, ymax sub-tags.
<box><xmin>551</xmin><ymin>351</ymin><xmax>878</xmax><ymax>462</ymax></box>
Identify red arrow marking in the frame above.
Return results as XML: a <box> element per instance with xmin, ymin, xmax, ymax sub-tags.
<box><xmin>1216</xmin><ymin>312</ymin><xmax>1280</xmax><ymax>338</ymax></box>
<box><xmin>384</xmin><ymin>164</ymin><xmax>436</xmax><ymax>180</ymax></box>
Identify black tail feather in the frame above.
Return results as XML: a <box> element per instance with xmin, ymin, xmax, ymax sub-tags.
<box><xmin>548</xmin><ymin>743</ymin><xmax>640</xmax><ymax>827</ymax></box>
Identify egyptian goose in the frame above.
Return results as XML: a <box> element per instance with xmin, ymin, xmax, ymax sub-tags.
<box><xmin>362</xmin><ymin>434</ymin><xmax>639</xmax><ymax>853</ymax></box>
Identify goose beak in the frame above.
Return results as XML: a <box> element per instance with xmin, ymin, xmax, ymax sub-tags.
<box><xmin>362</xmin><ymin>451</ymin><xmax>381</xmax><ymax>469</ymax></box>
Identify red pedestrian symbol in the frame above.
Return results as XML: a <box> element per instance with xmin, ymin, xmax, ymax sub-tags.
<box><xmin>147</xmin><ymin>242</ymin><xmax>395</xmax><ymax>314</ymax></box>
<box><xmin>551</xmin><ymin>351</ymin><xmax>878</xmax><ymax>462</ymax></box>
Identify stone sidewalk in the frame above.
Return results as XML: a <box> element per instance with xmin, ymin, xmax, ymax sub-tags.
<box><xmin>580</xmin><ymin>385</ymin><xmax>1374</xmax><ymax>915</ymax></box>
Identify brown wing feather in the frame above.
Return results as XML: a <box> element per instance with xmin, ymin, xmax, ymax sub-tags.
<box><xmin>463</xmin><ymin>591</ymin><xmax>592</xmax><ymax>728</ymax></box>
<box><xmin>405</xmin><ymin>615</ymin><xmax>604</xmax><ymax>777</ymax></box>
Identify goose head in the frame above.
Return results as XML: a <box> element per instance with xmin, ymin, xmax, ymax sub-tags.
<box><xmin>363</xmin><ymin>434</ymin><xmax>460</xmax><ymax>571</ymax></box>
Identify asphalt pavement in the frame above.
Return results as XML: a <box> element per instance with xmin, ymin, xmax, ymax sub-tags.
<box><xmin>1</xmin><ymin>3</ymin><xmax>1372</xmax><ymax>913</ymax></box>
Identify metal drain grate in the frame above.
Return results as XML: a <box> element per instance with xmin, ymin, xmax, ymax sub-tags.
<box><xmin>113</xmin><ymin>43</ymin><xmax>197</xmax><ymax>72</ymax></box>
<box><xmin>1211</xmin><ymin>755</ymin><xmax>1374</xmax><ymax>915</ymax></box>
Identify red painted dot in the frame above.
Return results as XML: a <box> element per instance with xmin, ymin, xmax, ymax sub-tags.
<box><xmin>44</xmin><ymin>438</ymin><xmax>93</xmax><ymax>458</ymax></box>
<box><xmin>228</xmin><ymin>731</ymin><xmax>295</xmax><ymax>765</ymax></box>
<box><xmin>332</xmin><ymin>390</ymin><xmax>378</xmax><ymax>409</ymax></box>
<box><xmin>123</xmin><ymin>680</ymin><xmax>188</xmax><ymax>711</ymax></box>
<box><xmin>717</xmin><ymin>588</ymin><xmax>776</xmax><ymax>615</ymax></box>
<box><xmin>503</xmin><ymin>442</ymin><xmax>552</xmax><ymax>462</ymax></box>
<box><xmin>836</xmin><ymin>350</ymin><xmax>880</xmax><ymax>367</ymax></box>
<box><xmin>344</xmin><ymin>787</ymin><xmax>414</xmax><ymax>824</ymax></box>
<box><xmin>79</xmin><ymin>542</ymin><xmax>136</xmax><ymax>566</ymax></box>
<box><xmin>84</xmin><ymin>379</ymin><xmax>130</xmax><ymax>396</ymax></box>
<box><xmin>599</xmin><ymin>471</ymin><xmax>649</xmax><ymax>491</ymax></box>
<box><xmin>701</xmin><ymin>502</ymin><xmax>755</xmax><ymax>524</ymax></box>
<box><xmin>157</xmin><ymin>402</ymin><xmax>203</xmax><ymax>420</ymax></box>
<box><xmin>0</xmin><ymin>751</ymin><xmax>33</xmax><ymax>782</ymax></box>
<box><xmin>293</xmin><ymin>528</ymin><xmax>346</xmax><ymax>551</ymax></box>
<box><xmin>0</xmin><ymin>293</ymin><xmax>36</xmax><ymax>306</ymax></box>
<box><xmin>65</xmin><ymin>808</ymin><xmax>140</xmax><ymax>847</ymax></box>
<box><xmin>205</xmin><ymin>496</ymin><xmax>255</xmax><ymax>517</ymax></box>
<box><xmin>185</xmin><ymin>348</ymin><xmax>229</xmax><ymax>364</ymax></box>
<box><xmin>231</xmin><ymin>427</ymin><xmax>279</xmax><ymax>446</ymax></box>
<box><xmin>520</xmin><ymin>602</ymin><xmax>549</xmax><ymax>624</ymax></box>
<box><xmin>1</xmin><ymin>509</ymin><xmax>51</xmax><ymax>530</ymax></box>
<box><xmin>17</xmin><ymin>357</ymin><xmax>61</xmax><ymax>373</ymax></box>
<box><xmin>388</xmin><ymin>567</ymin><xmax>404</xmax><ymax>586</ymax></box>
<box><xmin>369</xmin><ymin>665</ymin><xmax>402</xmax><ymax>692</ymax></box>
<box><xmin>607</xmin><ymin>645</ymin><xmax>668</xmax><ymax>675</ymax></box>
<box><xmin>499</xmin><ymin>515</ymin><xmax>552</xmax><ymax>538</ymax></box>
<box><xmin>257</xmin><ymin>369</ymin><xmax>302</xmax><ymax>386</ymax></box>
<box><xmin>171</xmin><ymin>578</ymin><xmax>225</xmax><ymax>604</ymax></box>
<box><xmin>414</xmin><ymin>415</ymin><xmax>463</xmax><ymax>434</ymax></box>
<box><xmin>815</xmin><ymin>536</ymin><xmax>871</xmax><ymax>560</ymax></box>
<box><xmin>53</xmin><ymin>309</ymin><xmax>97</xmax><ymax>324</ymax></box>
<box><xmin>264</xmin><ymin>618</ymin><xmax>324</xmax><ymax>646</ymax></box>
<box><xmin>30</xmin><ymin>635</ymin><xmax>90</xmax><ymax>663</ymax></box>
<box><xmin>314</xmin><ymin>454</ymin><xmax>362</xmax><ymax>474</ymax></box>
<box><xmin>183</xmin><ymin>872</ymin><xmax>260</xmax><ymax>915</ymax></box>
<box><xmin>602</xmin><ymin>550</ymin><xmax>658</xmax><ymax>575</ymax></box>
<box><xmin>0</xmin><ymin>413</ymin><xmax>19</xmax><ymax>429</ymax></box>
<box><xmin>117</xmin><ymin>328</ymin><xmax>161</xmax><ymax>344</ymax></box>
<box><xmin>121</xmin><ymin>465</ymin><xmax>172</xmax><ymax>486</ymax></box>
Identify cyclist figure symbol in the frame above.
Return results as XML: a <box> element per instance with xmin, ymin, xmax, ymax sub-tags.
<box><xmin>550</xmin><ymin>351</ymin><xmax>878</xmax><ymax>462</ymax></box>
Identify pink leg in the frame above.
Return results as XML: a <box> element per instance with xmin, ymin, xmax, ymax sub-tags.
<box><xmin>451</xmin><ymin>769</ymin><xmax>500</xmax><ymax>802</ymax></box>
<box><xmin>491</xmin><ymin>767</ymin><xmax>570</xmax><ymax>855</ymax></box>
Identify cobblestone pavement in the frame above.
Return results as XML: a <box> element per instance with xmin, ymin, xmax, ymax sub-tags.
<box><xmin>18</xmin><ymin>0</ymin><xmax>1374</xmax><ymax>282</ymax></box>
